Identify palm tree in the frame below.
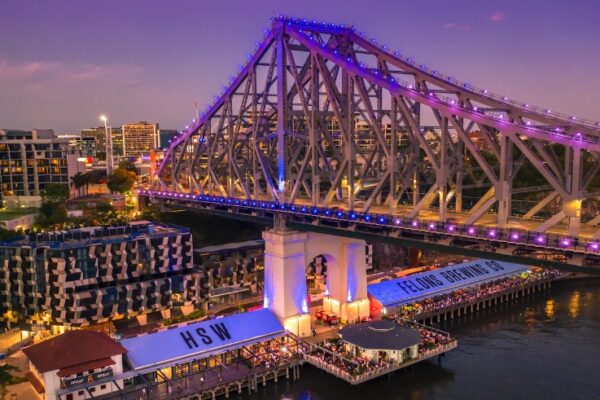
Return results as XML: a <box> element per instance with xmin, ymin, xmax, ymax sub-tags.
<box><xmin>70</xmin><ymin>172</ymin><xmax>87</xmax><ymax>197</ymax></box>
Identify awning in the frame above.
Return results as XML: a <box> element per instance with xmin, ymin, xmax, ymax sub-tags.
<box><xmin>57</xmin><ymin>357</ymin><xmax>115</xmax><ymax>377</ymax></box>
<box><xmin>368</xmin><ymin>259</ymin><xmax>529</xmax><ymax>308</ymax></box>
<box><xmin>120</xmin><ymin>308</ymin><xmax>285</xmax><ymax>371</ymax></box>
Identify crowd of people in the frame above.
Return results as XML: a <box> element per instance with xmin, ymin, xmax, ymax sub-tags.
<box><xmin>307</xmin><ymin>321</ymin><xmax>456</xmax><ymax>379</ymax></box>
<box><xmin>394</xmin><ymin>269</ymin><xmax>564</xmax><ymax>320</ymax></box>
<box><xmin>307</xmin><ymin>338</ymin><xmax>395</xmax><ymax>377</ymax></box>
<box><xmin>243</xmin><ymin>336</ymin><xmax>303</xmax><ymax>369</ymax></box>
<box><xmin>415</xmin><ymin>325</ymin><xmax>454</xmax><ymax>352</ymax></box>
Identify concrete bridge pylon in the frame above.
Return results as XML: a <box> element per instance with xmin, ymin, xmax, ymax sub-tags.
<box><xmin>263</xmin><ymin>228</ymin><xmax>369</xmax><ymax>337</ymax></box>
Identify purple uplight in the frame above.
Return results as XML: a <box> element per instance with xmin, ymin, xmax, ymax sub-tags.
<box><xmin>561</xmin><ymin>239</ymin><xmax>571</xmax><ymax>247</ymax></box>
<box><xmin>411</xmin><ymin>220</ymin><xmax>419</xmax><ymax>228</ymax></box>
<box><xmin>394</xmin><ymin>218</ymin><xmax>401</xmax><ymax>225</ymax></box>
<box><xmin>447</xmin><ymin>225</ymin><xmax>455</xmax><ymax>232</ymax></box>
<box><xmin>467</xmin><ymin>227</ymin><xmax>476</xmax><ymax>235</ymax></box>
<box><xmin>589</xmin><ymin>243</ymin><xmax>599</xmax><ymax>251</ymax></box>
<box><xmin>535</xmin><ymin>236</ymin><xmax>545</xmax><ymax>244</ymax></box>
<box><xmin>510</xmin><ymin>232</ymin><xmax>520</xmax><ymax>240</ymax></box>
<box><xmin>428</xmin><ymin>223</ymin><xmax>436</xmax><ymax>230</ymax></box>
<box><xmin>488</xmin><ymin>230</ymin><xmax>497</xmax><ymax>237</ymax></box>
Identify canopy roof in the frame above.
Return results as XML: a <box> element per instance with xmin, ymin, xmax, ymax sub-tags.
<box><xmin>120</xmin><ymin>308</ymin><xmax>285</xmax><ymax>371</ymax></box>
<box><xmin>340</xmin><ymin>320</ymin><xmax>422</xmax><ymax>351</ymax></box>
<box><xmin>368</xmin><ymin>259</ymin><xmax>529</xmax><ymax>308</ymax></box>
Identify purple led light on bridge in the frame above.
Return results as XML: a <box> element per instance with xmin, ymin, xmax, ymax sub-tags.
<box><xmin>428</xmin><ymin>222</ymin><xmax>436</xmax><ymax>230</ymax></box>
<box><xmin>488</xmin><ymin>229</ymin><xmax>497</xmax><ymax>238</ymax></box>
<box><xmin>394</xmin><ymin>218</ymin><xmax>401</xmax><ymax>225</ymax></box>
<box><xmin>510</xmin><ymin>232</ymin><xmax>520</xmax><ymax>240</ymax></box>
<box><xmin>447</xmin><ymin>225</ymin><xmax>455</xmax><ymax>232</ymax></box>
<box><xmin>411</xmin><ymin>220</ymin><xmax>419</xmax><ymax>228</ymax></box>
<box><xmin>535</xmin><ymin>235</ymin><xmax>546</xmax><ymax>244</ymax></box>
<box><xmin>467</xmin><ymin>227</ymin><xmax>476</xmax><ymax>235</ymax></box>
<box><xmin>589</xmin><ymin>243</ymin><xmax>599</xmax><ymax>251</ymax></box>
<box><xmin>560</xmin><ymin>239</ymin><xmax>571</xmax><ymax>247</ymax></box>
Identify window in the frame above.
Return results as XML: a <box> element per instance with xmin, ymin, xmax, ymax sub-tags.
<box><xmin>100</xmin><ymin>384</ymin><xmax>106</xmax><ymax>390</ymax></box>
<box><xmin>78</xmin><ymin>391</ymin><xmax>84</xmax><ymax>395</ymax></box>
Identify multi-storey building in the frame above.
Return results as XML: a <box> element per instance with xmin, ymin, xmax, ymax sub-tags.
<box><xmin>0</xmin><ymin>129</ymin><xmax>85</xmax><ymax>199</ymax></box>
<box><xmin>158</xmin><ymin>129</ymin><xmax>178</xmax><ymax>150</ymax></box>
<box><xmin>0</xmin><ymin>221</ymin><xmax>195</xmax><ymax>330</ymax></box>
<box><xmin>122</xmin><ymin>121</ymin><xmax>159</xmax><ymax>157</ymax></box>
<box><xmin>80</xmin><ymin>127</ymin><xmax>124</xmax><ymax>160</ymax></box>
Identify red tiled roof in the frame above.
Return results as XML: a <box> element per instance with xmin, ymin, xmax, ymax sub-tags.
<box><xmin>22</xmin><ymin>330</ymin><xmax>127</xmax><ymax>374</ymax></box>
<box><xmin>57</xmin><ymin>357</ymin><xmax>115</xmax><ymax>378</ymax></box>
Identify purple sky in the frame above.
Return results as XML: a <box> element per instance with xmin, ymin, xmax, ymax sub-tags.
<box><xmin>1</xmin><ymin>0</ymin><xmax>599</xmax><ymax>133</ymax></box>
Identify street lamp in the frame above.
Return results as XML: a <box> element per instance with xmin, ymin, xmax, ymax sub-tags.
<box><xmin>100</xmin><ymin>115</ymin><xmax>114</xmax><ymax>175</ymax></box>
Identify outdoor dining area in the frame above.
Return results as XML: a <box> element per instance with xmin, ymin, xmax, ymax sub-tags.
<box><xmin>302</xmin><ymin>319</ymin><xmax>457</xmax><ymax>384</ymax></box>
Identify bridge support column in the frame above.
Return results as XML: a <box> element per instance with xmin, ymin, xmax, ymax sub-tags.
<box><xmin>263</xmin><ymin>230</ymin><xmax>311</xmax><ymax>337</ymax></box>
<box><xmin>263</xmin><ymin>228</ymin><xmax>369</xmax><ymax>334</ymax></box>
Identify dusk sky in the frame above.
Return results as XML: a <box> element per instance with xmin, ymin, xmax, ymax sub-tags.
<box><xmin>1</xmin><ymin>0</ymin><xmax>599</xmax><ymax>133</ymax></box>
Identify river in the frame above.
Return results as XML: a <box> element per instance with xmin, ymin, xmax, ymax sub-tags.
<box><xmin>235</xmin><ymin>278</ymin><xmax>600</xmax><ymax>400</ymax></box>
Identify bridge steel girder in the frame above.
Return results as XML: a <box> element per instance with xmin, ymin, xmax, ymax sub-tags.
<box><xmin>154</xmin><ymin>17</ymin><xmax>600</xmax><ymax>243</ymax></box>
<box><xmin>143</xmin><ymin>194</ymin><xmax>600</xmax><ymax>274</ymax></box>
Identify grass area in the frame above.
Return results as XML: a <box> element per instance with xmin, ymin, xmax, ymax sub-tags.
<box><xmin>0</xmin><ymin>208</ymin><xmax>38</xmax><ymax>221</ymax></box>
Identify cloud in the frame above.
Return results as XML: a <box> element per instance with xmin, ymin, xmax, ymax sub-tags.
<box><xmin>442</xmin><ymin>22</ymin><xmax>471</xmax><ymax>31</ymax></box>
<box><xmin>490</xmin><ymin>12</ymin><xmax>506</xmax><ymax>22</ymax></box>
<box><xmin>0</xmin><ymin>56</ymin><xmax>145</xmax><ymax>131</ymax></box>
<box><xmin>0</xmin><ymin>57</ymin><xmax>142</xmax><ymax>92</ymax></box>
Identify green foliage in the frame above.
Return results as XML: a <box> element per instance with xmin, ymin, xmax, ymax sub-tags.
<box><xmin>107</xmin><ymin>168</ymin><xmax>137</xmax><ymax>194</ymax></box>
<box><xmin>0</xmin><ymin>228</ymin><xmax>20</xmax><ymax>241</ymax></box>
<box><xmin>35</xmin><ymin>205</ymin><xmax>68</xmax><ymax>227</ymax></box>
<box><xmin>70</xmin><ymin>172</ymin><xmax>90</xmax><ymax>196</ymax></box>
<box><xmin>0</xmin><ymin>364</ymin><xmax>26</xmax><ymax>399</ymax></box>
<box><xmin>95</xmin><ymin>201</ymin><xmax>114</xmax><ymax>213</ymax></box>
<box><xmin>163</xmin><ymin>309</ymin><xmax>205</xmax><ymax>326</ymax></box>
<box><xmin>138</xmin><ymin>203</ymin><xmax>165</xmax><ymax>222</ymax></box>
<box><xmin>117</xmin><ymin>160</ymin><xmax>138</xmax><ymax>174</ymax></box>
<box><xmin>41</xmin><ymin>183</ymin><xmax>69</xmax><ymax>204</ymax></box>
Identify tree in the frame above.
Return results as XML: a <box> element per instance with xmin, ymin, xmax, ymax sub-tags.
<box><xmin>0</xmin><ymin>364</ymin><xmax>25</xmax><ymax>399</ymax></box>
<box><xmin>70</xmin><ymin>172</ymin><xmax>90</xmax><ymax>197</ymax></box>
<box><xmin>118</xmin><ymin>160</ymin><xmax>138</xmax><ymax>174</ymax></box>
<box><xmin>41</xmin><ymin>183</ymin><xmax>69</xmax><ymax>204</ymax></box>
<box><xmin>107</xmin><ymin>168</ymin><xmax>137</xmax><ymax>194</ymax></box>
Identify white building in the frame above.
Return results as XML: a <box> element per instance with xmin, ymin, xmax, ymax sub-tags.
<box><xmin>23</xmin><ymin>330</ymin><xmax>127</xmax><ymax>400</ymax></box>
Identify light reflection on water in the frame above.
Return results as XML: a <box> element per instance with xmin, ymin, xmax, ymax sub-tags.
<box><xmin>234</xmin><ymin>279</ymin><xmax>600</xmax><ymax>400</ymax></box>
<box><xmin>544</xmin><ymin>299</ymin><xmax>555</xmax><ymax>320</ymax></box>
<box><xmin>569</xmin><ymin>290</ymin><xmax>580</xmax><ymax>318</ymax></box>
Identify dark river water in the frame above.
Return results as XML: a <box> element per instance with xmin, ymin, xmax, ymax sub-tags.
<box><xmin>235</xmin><ymin>278</ymin><xmax>600</xmax><ymax>400</ymax></box>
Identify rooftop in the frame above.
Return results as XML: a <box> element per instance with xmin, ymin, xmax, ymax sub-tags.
<box><xmin>0</xmin><ymin>221</ymin><xmax>189</xmax><ymax>249</ymax></box>
<box><xmin>22</xmin><ymin>330</ymin><xmax>127</xmax><ymax>375</ymax></box>
<box><xmin>120</xmin><ymin>308</ymin><xmax>284</xmax><ymax>371</ymax></box>
<box><xmin>339</xmin><ymin>320</ymin><xmax>422</xmax><ymax>351</ymax></box>
<box><xmin>367</xmin><ymin>259</ymin><xmax>530</xmax><ymax>308</ymax></box>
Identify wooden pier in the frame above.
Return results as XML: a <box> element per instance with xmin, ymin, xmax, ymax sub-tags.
<box><xmin>415</xmin><ymin>278</ymin><xmax>554</xmax><ymax>325</ymax></box>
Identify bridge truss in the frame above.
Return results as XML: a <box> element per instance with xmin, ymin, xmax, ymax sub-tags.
<box><xmin>154</xmin><ymin>16</ymin><xmax>600</xmax><ymax>247</ymax></box>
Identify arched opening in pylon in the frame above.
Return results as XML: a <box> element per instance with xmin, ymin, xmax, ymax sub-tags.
<box><xmin>305</xmin><ymin>253</ymin><xmax>339</xmax><ymax>304</ymax></box>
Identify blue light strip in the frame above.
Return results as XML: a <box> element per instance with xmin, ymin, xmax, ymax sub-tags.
<box><xmin>138</xmin><ymin>190</ymin><xmax>599</xmax><ymax>255</ymax></box>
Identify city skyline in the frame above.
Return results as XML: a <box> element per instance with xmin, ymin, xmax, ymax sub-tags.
<box><xmin>1</xmin><ymin>0</ymin><xmax>599</xmax><ymax>132</ymax></box>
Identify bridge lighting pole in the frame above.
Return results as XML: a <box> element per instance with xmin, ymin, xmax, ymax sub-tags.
<box><xmin>100</xmin><ymin>115</ymin><xmax>114</xmax><ymax>176</ymax></box>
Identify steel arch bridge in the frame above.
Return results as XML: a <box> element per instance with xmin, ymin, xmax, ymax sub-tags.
<box><xmin>147</xmin><ymin>16</ymin><xmax>600</xmax><ymax>271</ymax></box>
